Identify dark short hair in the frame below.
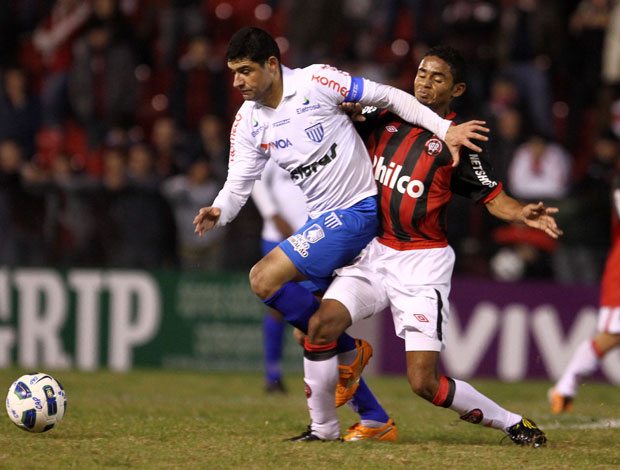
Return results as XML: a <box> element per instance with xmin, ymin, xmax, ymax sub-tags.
<box><xmin>423</xmin><ymin>45</ymin><xmax>466</xmax><ymax>85</ymax></box>
<box><xmin>226</xmin><ymin>27</ymin><xmax>281</xmax><ymax>66</ymax></box>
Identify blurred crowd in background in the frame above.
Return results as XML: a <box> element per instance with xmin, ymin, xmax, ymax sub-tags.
<box><xmin>0</xmin><ymin>0</ymin><xmax>619</xmax><ymax>284</ymax></box>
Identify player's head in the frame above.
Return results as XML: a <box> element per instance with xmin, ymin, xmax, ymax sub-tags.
<box><xmin>226</xmin><ymin>27</ymin><xmax>282</xmax><ymax>104</ymax></box>
<box><xmin>414</xmin><ymin>45</ymin><xmax>466</xmax><ymax>116</ymax></box>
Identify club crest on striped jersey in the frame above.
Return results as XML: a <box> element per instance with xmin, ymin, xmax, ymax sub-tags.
<box><xmin>305</xmin><ymin>123</ymin><xmax>324</xmax><ymax>143</ymax></box>
<box><xmin>424</xmin><ymin>138</ymin><xmax>443</xmax><ymax>156</ymax></box>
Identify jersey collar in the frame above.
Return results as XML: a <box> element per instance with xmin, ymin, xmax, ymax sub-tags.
<box><xmin>281</xmin><ymin>65</ymin><xmax>296</xmax><ymax>99</ymax></box>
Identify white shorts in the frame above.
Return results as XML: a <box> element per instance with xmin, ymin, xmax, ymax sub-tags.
<box><xmin>324</xmin><ymin>238</ymin><xmax>455</xmax><ymax>351</ymax></box>
<box><xmin>598</xmin><ymin>306</ymin><xmax>620</xmax><ymax>334</ymax></box>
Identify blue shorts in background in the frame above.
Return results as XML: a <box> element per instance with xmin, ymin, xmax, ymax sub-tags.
<box><xmin>279</xmin><ymin>196</ymin><xmax>378</xmax><ymax>291</ymax></box>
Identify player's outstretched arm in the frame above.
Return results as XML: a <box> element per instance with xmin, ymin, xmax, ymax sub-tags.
<box><xmin>445</xmin><ymin>121</ymin><xmax>489</xmax><ymax>167</ymax></box>
<box><xmin>485</xmin><ymin>191</ymin><xmax>563</xmax><ymax>239</ymax></box>
<box><xmin>193</xmin><ymin>206</ymin><xmax>221</xmax><ymax>236</ymax></box>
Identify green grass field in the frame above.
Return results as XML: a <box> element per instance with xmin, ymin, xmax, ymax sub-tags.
<box><xmin>1</xmin><ymin>369</ymin><xmax>619</xmax><ymax>470</ymax></box>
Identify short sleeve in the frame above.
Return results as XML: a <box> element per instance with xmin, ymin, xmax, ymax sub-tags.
<box><xmin>450</xmin><ymin>144</ymin><xmax>502</xmax><ymax>204</ymax></box>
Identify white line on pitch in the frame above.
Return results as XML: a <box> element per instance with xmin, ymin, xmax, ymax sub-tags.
<box><xmin>542</xmin><ymin>418</ymin><xmax>620</xmax><ymax>430</ymax></box>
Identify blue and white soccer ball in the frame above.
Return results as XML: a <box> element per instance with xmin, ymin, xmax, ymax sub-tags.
<box><xmin>5</xmin><ymin>373</ymin><xmax>67</xmax><ymax>433</ymax></box>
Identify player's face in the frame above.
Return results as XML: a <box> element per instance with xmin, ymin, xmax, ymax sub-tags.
<box><xmin>414</xmin><ymin>56</ymin><xmax>464</xmax><ymax>115</ymax></box>
<box><xmin>227</xmin><ymin>57</ymin><xmax>278</xmax><ymax>104</ymax></box>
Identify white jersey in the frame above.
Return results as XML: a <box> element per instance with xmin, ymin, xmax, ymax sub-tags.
<box><xmin>213</xmin><ymin>64</ymin><xmax>452</xmax><ymax>225</ymax></box>
<box><xmin>251</xmin><ymin>158</ymin><xmax>308</xmax><ymax>242</ymax></box>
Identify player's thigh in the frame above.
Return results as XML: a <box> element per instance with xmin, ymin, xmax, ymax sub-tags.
<box><xmin>249</xmin><ymin>246</ymin><xmax>304</xmax><ymax>297</ymax></box>
<box><xmin>323</xmin><ymin>271</ymin><xmax>388</xmax><ymax>325</ymax></box>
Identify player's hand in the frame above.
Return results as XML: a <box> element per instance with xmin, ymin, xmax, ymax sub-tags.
<box><xmin>522</xmin><ymin>202</ymin><xmax>563</xmax><ymax>239</ymax></box>
<box><xmin>339</xmin><ymin>102</ymin><xmax>366</xmax><ymax>122</ymax></box>
<box><xmin>444</xmin><ymin>120</ymin><xmax>489</xmax><ymax>167</ymax></box>
<box><xmin>193</xmin><ymin>206</ymin><xmax>221</xmax><ymax>236</ymax></box>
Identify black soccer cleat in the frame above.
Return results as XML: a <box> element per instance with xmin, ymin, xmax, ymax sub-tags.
<box><xmin>265</xmin><ymin>379</ymin><xmax>287</xmax><ymax>394</ymax></box>
<box><xmin>506</xmin><ymin>418</ymin><xmax>547</xmax><ymax>448</ymax></box>
<box><xmin>285</xmin><ymin>425</ymin><xmax>339</xmax><ymax>442</ymax></box>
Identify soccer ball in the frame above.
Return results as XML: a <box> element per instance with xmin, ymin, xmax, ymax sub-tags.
<box><xmin>5</xmin><ymin>373</ymin><xmax>67</xmax><ymax>433</ymax></box>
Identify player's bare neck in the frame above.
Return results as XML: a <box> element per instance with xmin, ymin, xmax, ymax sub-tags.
<box><xmin>259</xmin><ymin>77</ymin><xmax>284</xmax><ymax>109</ymax></box>
<box><xmin>431</xmin><ymin>104</ymin><xmax>451</xmax><ymax>119</ymax></box>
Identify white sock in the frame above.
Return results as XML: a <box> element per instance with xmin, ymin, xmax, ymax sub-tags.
<box><xmin>304</xmin><ymin>355</ymin><xmax>340</xmax><ymax>440</ymax></box>
<box><xmin>555</xmin><ymin>340</ymin><xmax>600</xmax><ymax>398</ymax></box>
<box><xmin>449</xmin><ymin>378</ymin><xmax>522</xmax><ymax>432</ymax></box>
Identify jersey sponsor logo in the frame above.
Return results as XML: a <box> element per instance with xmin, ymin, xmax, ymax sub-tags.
<box><xmin>469</xmin><ymin>154</ymin><xmax>498</xmax><ymax>187</ymax></box>
<box><xmin>296</xmin><ymin>96</ymin><xmax>321</xmax><ymax>114</ymax></box>
<box><xmin>305</xmin><ymin>123</ymin><xmax>324</xmax><ymax>143</ymax></box>
<box><xmin>361</xmin><ymin>106</ymin><xmax>377</xmax><ymax>115</ymax></box>
<box><xmin>290</xmin><ymin>143</ymin><xmax>337</xmax><ymax>181</ymax></box>
<box><xmin>260</xmin><ymin>139</ymin><xmax>293</xmax><ymax>151</ymax></box>
<box><xmin>413</xmin><ymin>314</ymin><xmax>429</xmax><ymax>322</ymax></box>
<box><xmin>311</xmin><ymin>74</ymin><xmax>349</xmax><ymax>98</ymax></box>
<box><xmin>288</xmin><ymin>234</ymin><xmax>310</xmax><ymax>257</ymax></box>
<box><xmin>287</xmin><ymin>224</ymin><xmax>324</xmax><ymax>257</ymax></box>
<box><xmin>251</xmin><ymin>123</ymin><xmax>267</xmax><ymax>137</ymax></box>
<box><xmin>424</xmin><ymin>138</ymin><xmax>443</xmax><ymax>156</ymax></box>
<box><xmin>385</xmin><ymin>125</ymin><xmax>398</xmax><ymax>133</ymax></box>
<box><xmin>460</xmin><ymin>409</ymin><xmax>483</xmax><ymax>424</ymax></box>
<box><xmin>229</xmin><ymin>113</ymin><xmax>243</xmax><ymax>161</ymax></box>
<box><xmin>324</xmin><ymin>212</ymin><xmax>343</xmax><ymax>229</ymax></box>
<box><xmin>273</xmin><ymin>118</ymin><xmax>290</xmax><ymax>127</ymax></box>
<box><xmin>373</xmin><ymin>155</ymin><xmax>425</xmax><ymax>199</ymax></box>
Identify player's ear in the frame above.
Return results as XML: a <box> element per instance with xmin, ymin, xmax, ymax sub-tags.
<box><xmin>452</xmin><ymin>82</ymin><xmax>466</xmax><ymax>99</ymax></box>
<box><xmin>266</xmin><ymin>56</ymin><xmax>280</xmax><ymax>74</ymax></box>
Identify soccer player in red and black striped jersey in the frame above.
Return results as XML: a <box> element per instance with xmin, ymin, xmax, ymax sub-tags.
<box><xmin>301</xmin><ymin>45</ymin><xmax>562</xmax><ymax>446</ymax></box>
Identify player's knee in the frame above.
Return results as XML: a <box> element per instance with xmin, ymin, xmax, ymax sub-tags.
<box><xmin>407</xmin><ymin>370</ymin><xmax>438</xmax><ymax>402</ymax></box>
<box><xmin>249</xmin><ymin>263</ymin><xmax>276</xmax><ymax>300</ymax></box>
<box><xmin>307</xmin><ymin>309</ymin><xmax>343</xmax><ymax>346</ymax></box>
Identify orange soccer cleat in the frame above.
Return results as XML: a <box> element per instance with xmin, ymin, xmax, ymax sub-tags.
<box><xmin>548</xmin><ymin>388</ymin><xmax>574</xmax><ymax>414</ymax></box>
<box><xmin>343</xmin><ymin>418</ymin><xmax>398</xmax><ymax>442</ymax></box>
<box><xmin>335</xmin><ymin>338</ymin><xmax>373</xmax><ymax>407</ymax></box>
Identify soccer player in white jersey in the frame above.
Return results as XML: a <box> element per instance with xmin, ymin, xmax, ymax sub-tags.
<box><xmin>193</xmin><ymin>27</ymin><xmax>488</xmax><ymax>440</ymax></box>
<box><xmin>300</xmin><ymin>46</ymin><xmax>562</xmax><ymax>445</ymax></box>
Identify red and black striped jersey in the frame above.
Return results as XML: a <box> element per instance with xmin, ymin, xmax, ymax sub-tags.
<box><xmin>358</xmin><ymin>109</ymin><xmax>502</xmax><ymax>250</ymax></box>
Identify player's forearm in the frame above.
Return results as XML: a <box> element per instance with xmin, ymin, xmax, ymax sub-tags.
<box><xmin>212</xmin><ymin>179</ymin><xmax>255</xmax><ymax>227</ymax></box>
<box><xmin>360</xmin><ymin>81</ymin><xmax>451</xmax><ymax>140</ymax></box>
<box><xmin>485</xmin><ymin>190</ymin><xmax>526</xmax><ymax>224</ymax></box>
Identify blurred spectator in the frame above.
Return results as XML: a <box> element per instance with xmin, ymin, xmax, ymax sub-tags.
<box><xmin>495</xmin><ymin>0</ymin><xmax>564</xmax><ymax>138</ymax></box>
<box><xmin>171</xmin><ymin>35</ymin><xmax>228</xmax><ymax>130</ymax></box>
<box><xmin>149</xmin><ymin>116</ymin><xmax>194</xmax><ymax>177</ymax></box>
<box><xmin>45</xmin><ymin>152</ymin><xmax>101</xmax><ymax>266</ymax></box>
<box><xmin>127</xmin><ymin>142</ymin><xmax>161</xmax><ymax>189</ymax></box>
<box><xmin>32</xmin><ymin>0</ymin><xmax>91</xmax><ymax>128</ymax></box>
<box><xmin>68</xmin><ymin>17</ymin><xmax>138</xmax><ymax>148</ymax></box>
<box><xmin>553</xmin><ymin>130</ymin><xmax>619</xmax><ymax>283</ymax></box>
<box><xmin>0</xmin><ymin>140</ymin><xmax>48</xmax><ymax>266</ymax></box>
<box><xmin>565</xmin><ymin>0</ymin><xmax>611</xmax><ymax>152</ymax></box>
<box><xmin>0</xmin><ymin>68</ymin><xmax>41</xmax><ymax>158</ymax></box>
<box><xmin>162</xmin><ymin>158</ymin><xmax>224</xmax><ymax>270</ymax></box>
<box><xmin>508</xmin><ymin>131</ymin><xmax>572</xmax><ymax>201</ymax></box>
<box><xmin>190</xmin><ymin>114</ymin><xmax>229</xmax><ymax>183</ymax></box>
<box><xmin>96</xmin><ymin>147</ymin><xmax>176</xmax><ymax>268</ymax></box>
